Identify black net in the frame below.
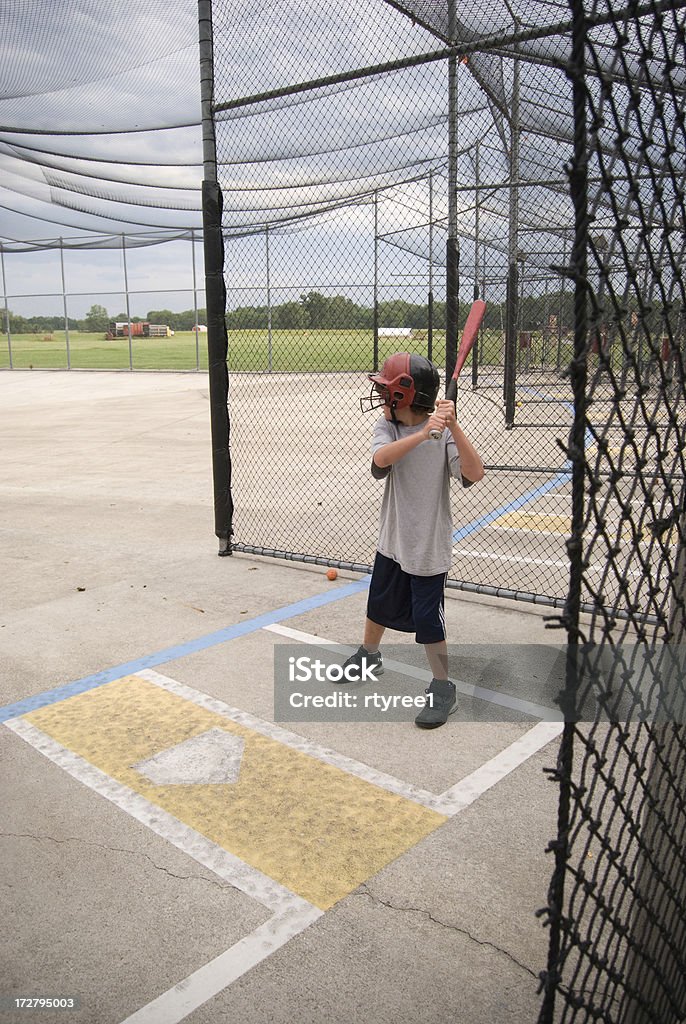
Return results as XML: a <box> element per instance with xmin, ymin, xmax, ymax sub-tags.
<box><xmin>1</xmin><ymin>1</ymin><xmax>685</xmax><ymax>1015</ymax></box>
<box><xmin>537</xmin><ymin>3</ymin><xmax>686</xmax><ymax>1021</ymax></box>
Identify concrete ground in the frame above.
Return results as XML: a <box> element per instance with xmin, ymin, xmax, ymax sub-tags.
<box><xmin>1</xmin><ymin>370</ymin><xmax>566</xmax><ymax>1024</ymax></box>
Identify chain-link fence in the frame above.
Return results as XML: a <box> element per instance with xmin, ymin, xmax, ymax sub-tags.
<box><xmin>206</xmin><ymin>0</ymin><xmax>588</xmax><ymax>607</ymax></box>
<box><xmin>0</xmin><ymin>233</ymin><xmax>207</xmax><ymax>371</ymax></box>
<box><xmin>201</xmin><ymin>1</ymin><xmax>686</xmax><ymax>1019</ymax></box>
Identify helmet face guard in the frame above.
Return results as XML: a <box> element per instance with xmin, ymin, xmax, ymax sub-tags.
<box><xmin>359</xmin><ymin>352</ymin><xmax>439</xmax><ymax>416</ymax></box>
<box><xmin>359</xmin><ymin>383</ymin><xmax>389</xmax><ymax>414</ymax></box>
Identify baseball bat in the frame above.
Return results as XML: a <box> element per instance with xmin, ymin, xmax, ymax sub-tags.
<box><xmin>429</xmin><ymin>298</ymin><xmax>486</xmax><ymax>439</ymax></box>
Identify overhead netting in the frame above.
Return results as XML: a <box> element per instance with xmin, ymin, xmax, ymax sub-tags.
<box><xmin>0</xmin><ymin>0</ymin><xmax>203</xmax><ymax>247</ymax></box>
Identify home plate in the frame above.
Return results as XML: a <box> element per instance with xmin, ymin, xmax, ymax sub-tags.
<box><xmin>133</xmin><ymin>727</ymin><xmax>245</xmax><ymax>785</ymax></box>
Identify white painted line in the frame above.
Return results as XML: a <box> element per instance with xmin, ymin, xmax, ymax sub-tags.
<box><xmin>5</xmin><ymin>716</ymin><xmax>324</xmax><ymax>1024</ymax></box>
<box><xmin>119</xmin><ymin>904</ymin><xmax>322</xmax><ymax>1024</ymax></box>
<box><xmin>264</xmin><ymin>623</ymin><xmax>563</xmax><ymax>724</ymax></box>
<box><xmin>264</xmin><ymin>628</ymin><xmax>563</xmax><ymax>814</ymax></box>
<box><xmin>265</xmin><ymin>623</ymin><xmax>346</xmax><ymax>646</ymax></box>
<box><xmin>436</xmin><ymin>721</ymin><xmax>564</xmax><ymax>814</ymax></box>
<box><xmin>490</xmin><ymin>524</ymin><xmax>570</xmax><ymax>537</ymax></box>
<box><xmin>453</xmin><ymin>547</ymin><xmax>569</xmax><ymax>569</ymax></box>
<box><xmin>452</xmin><ymin>547</ymin><xmax>643</xmax><ymax>577</ymax></box>
<box><xmin>137</xmin><ymin>668</ymin><xmax>448</xmax><ymax>813</ymax></box>
<box><xmin>6</xmin><ymin>666</ymin><xmax>564</xmax><ymax>1024</ymax></box>
<box><xmin>5</xmin><ymin>717</ymin><xmax>311</xmax><ymax>917</ymax></box>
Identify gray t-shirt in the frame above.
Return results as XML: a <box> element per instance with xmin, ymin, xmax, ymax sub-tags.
<box><xmin>371</xmin><ymin>417</ymin><xmax>463</xmax><ymax>576</ymax></box>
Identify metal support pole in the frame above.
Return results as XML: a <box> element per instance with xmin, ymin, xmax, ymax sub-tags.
<box><xmin>557</xmin><ymin>234</ymin><xmax>568</xmax><ymax>372</ymax></box>
<box><xmin>543</xmin><ymin>277</ymin><xmax>550</xmax><ymax>364</ymax></box>
<box><xmin>428</xmin><ymin>170</ymin><xmax>434</xmax><ymax>362</ymax></box>
<box><xmin>122</xmin><ymin>234</ymin><xmax>133</xmax><ymax>370</ymax></box>
<box><xmin>199</xmin><ymin>0</ymin><xmax>233</xmax><ymax>554</ymax></box>
<box><xmin>59</xmin><ymin>239</ymin><xmax>71</xmax><ymax>370</ymax></box>
<box><xmin>191</xmin><ymin>228</ymin><xmax>200</xmax><ymax>369</ymax></box>
<box><xmin>0</xmin><ymin>247</ymin><xmax>12</xmax><ymax>369</ymax></box>
<box><xmin>266</xmin><ymin>223</ymin><xmax>272</xmax><ymax>372</ymax></box>
<box><xmin>446</xmin><ymin>0</ymin><xmax>460</xmax><ymax>383</ymax></box>
<box><xmin>504</xmin><ymin>53</ymin><xmax>521</xmax><ymax>427</ymax></box>
<box><xmin>372</xmin><ymin>192</ymin><xmax>379</xmax><ymax>371</ymax></box>
<box><xmin>472</xmin><ymin>141</ymin><xmax>480</xmax><ymax>388</ymax></box>
<box><xmin>520</xmin><ymin>254</ymin><xmax>529</xmax><ymax>371</ymax></box>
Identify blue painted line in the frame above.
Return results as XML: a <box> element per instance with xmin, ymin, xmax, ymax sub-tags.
<box><xmin>453</xmin><ymin>468</ymin><xmax>572</xmax><ymax>543</ymax></box>
<box><xmin>0</xmin><ymin>576</ymin><xmax>370</xmax><ymax>723</ymax></box>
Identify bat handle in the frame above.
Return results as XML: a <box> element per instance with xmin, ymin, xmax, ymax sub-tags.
<box><xmin>428</xmin><ymin>428</ymin><xmax>443</xmax><ymax>440</ymax></box>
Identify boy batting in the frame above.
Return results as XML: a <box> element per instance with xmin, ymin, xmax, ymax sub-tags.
<box><xmin>341</xmin><ymin>350</ymin><xmax>484</xmax><ymax>728</ymax></box>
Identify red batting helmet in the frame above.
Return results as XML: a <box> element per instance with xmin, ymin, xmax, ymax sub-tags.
<box><xmin>360</xmin><ymin>352</ymin><xmax>440</xmax><ymax>414</ymax></box>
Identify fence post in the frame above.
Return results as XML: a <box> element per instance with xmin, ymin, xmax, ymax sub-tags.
<box><xmin>191</xmin><ymin>228</ymin><xmax>200</xmax><ymax>369</ymax></box>
<box><xmin>504</xmin><ymin>51</ymin><xmax>520</xmax><ymax>427</ymax></box>
<box><xmin>556</xmin><ymin>233</ymin><xmax>568</xmax><ymax>372</ymax></box>
<box><xmin>265</xmin><ymin>223</ymin><xmax>273</xmax><ymax>372</ymax></box>
<box><xmin>199</xmin><ymin>0</ymin><xmax>233</xmax><ymax>555</ymax></box>
<box><xmin>428</xmin><ymin>171</ymin><xmax>434</xmax><ymax>363</ymax></box>
<box><xmin>0</xmin><ymin>247</ymin><xmax>12</xmax><ymax>369</ymax></box>
<box><xmin>538</xmin><ymin>1</ymin><xmax>588</xmax><ymax>1017</ymax></box>
<box><xmin>122</xmin><ymin>234</ymin><xmax>133</xmax><ymax>370</ymax></box>
<box><xmin>472</xmin><ymin>141</ymin><xmax>480</xmax><ymax>389</ymax></box>
<box><xmin>445</xmin><ymin>0</ymin><xmax>459</xmax><ymax>382</ymax></box>
<box><xmin>373</xmin><ymin>191</ymin><xmax>379</xmax><ymax>371</ymax></box>
<box><xmin>59</xmin><ymin>239</ymin><xmax>71</xmax><ymax>370</ymax></box>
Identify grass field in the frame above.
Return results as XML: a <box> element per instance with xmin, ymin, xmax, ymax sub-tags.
<box><xmin>0</xmin><ymin>328</ymin><xmax>513</xmax><ymax>372</ymax></box>
<box><xmin>0</xmin><ymin>328</ymin><xmax>656</xmax><ymax>378</ymax></box>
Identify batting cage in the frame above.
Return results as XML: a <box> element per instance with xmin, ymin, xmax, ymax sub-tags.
<box><xmin>199</xmin><ymin>1</ymin><xmax>686</xmax><ymax>1020</ymax></box>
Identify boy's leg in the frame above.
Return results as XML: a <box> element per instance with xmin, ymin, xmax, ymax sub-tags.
<box><xmin>363</xmin><ymin>617</ymin><xmax>386</xmax><ymax>653</ymax></box>
<box><xmin>411</xmin><ymin>574</ymin><xmax>457</xmax><ymax>727</ymax></box>
<box><xmin>424</xmin><ymin>640</ymin><xmax>449</xmax><ymax>680</ymax></box>
<box><xmin>416</xmin><ymin>641</ymin><xmax>457</xmax><ymax>726</ymax></box>
<box><xmin>341</xmin><ymin>624</ymin><xmax>384</xmax><ymax>680</ymax></box>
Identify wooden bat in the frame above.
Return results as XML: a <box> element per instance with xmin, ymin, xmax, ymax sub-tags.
<box><xmin>429</xmin><ymin>299</ymin><xmax>486</xmax><ymax>439</ymax></box>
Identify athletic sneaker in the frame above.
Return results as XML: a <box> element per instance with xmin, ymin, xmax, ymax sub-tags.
<box><xmin>339</xmin><ymin>645</ymin><xmax>384</xmax><ymax>683</ymax></box>
<box><xmin>415</xmin><ymin>678</ymin><xmax>457</xmax><ymax>728</ymax></box>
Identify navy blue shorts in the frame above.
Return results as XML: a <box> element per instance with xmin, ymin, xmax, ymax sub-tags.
<box><xmin>367</xmin><ymin>552</ymin><xmax>447</xmax><ymax>644</ymax></box>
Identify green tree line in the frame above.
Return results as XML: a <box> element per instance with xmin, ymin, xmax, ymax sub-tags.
<box><xmin>225</xmin><ymin>290</ymin><xmax>578</xmax><ymax>331</ymax></box>
<box><xmin>1</xmin><ymin>289</ymin><xmax>606</xmax><ymax>335</ymax></box>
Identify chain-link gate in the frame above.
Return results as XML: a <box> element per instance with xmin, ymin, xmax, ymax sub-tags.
<box><xmin>199</xmin><ymin>1</ymin><xmax>686</xmax><ymax>1019</ymax></box>
<box><xmin>201</xmin><ymin>0</ymin><xmax>592</xmax><ymax>608</ymax></box>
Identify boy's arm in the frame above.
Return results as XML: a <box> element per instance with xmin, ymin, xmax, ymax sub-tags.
<box><xmin>372</xmin><ymin>410</ymin><xmax>447</xmax><ymax>470</ymax></box>
<box><xmin>449</xmin><ymin>423</ymin><xmax>485</xmax><ymax>483</ymax></box>
<box><xmin>436</xmin><ymin>399</ymin><xmax>485</xmax><ymax>483</ymax></box>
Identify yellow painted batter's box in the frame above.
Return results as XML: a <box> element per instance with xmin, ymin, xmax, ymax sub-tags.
<box><xmin>24</xmin><ymin>675</ymin><xmax>446</xmax><ymax>910</ymax></box>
